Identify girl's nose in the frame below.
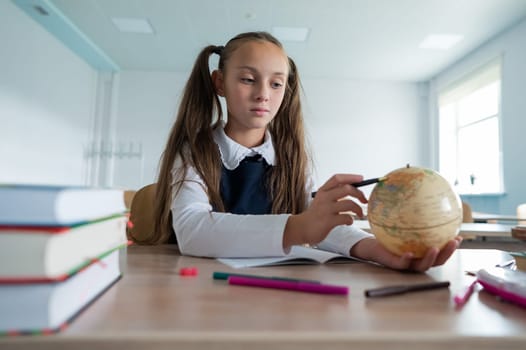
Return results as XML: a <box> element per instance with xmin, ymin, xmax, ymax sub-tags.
<box><xmin>255</xmin><ymin>84</ymin><xmax>270</xmax><ymax>102</ymax></box>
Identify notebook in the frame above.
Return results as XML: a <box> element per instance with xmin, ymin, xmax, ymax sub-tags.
<box><xmin>217</xmin><ymin>245</ymin><xmax>359</xmax><ymax>268</ymax></box>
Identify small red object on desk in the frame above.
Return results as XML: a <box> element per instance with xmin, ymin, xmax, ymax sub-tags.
<box><xmin>179</xmin><ymin>267</ymin><xmax>199</xmax><ymax>276</ymax></box>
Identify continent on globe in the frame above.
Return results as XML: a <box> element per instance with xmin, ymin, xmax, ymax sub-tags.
<box><xmin>367</xmin><ymin>165</ymin><xmax>462</xmax><ymax>258</ymax></box>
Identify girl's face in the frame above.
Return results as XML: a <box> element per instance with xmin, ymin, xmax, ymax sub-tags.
<box><xmin>214</xmin><ymin>40</ymin><xmax>289</xmax><ymax>147</ymax></box>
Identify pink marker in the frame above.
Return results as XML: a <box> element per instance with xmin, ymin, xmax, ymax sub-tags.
<box><xmin>454</xmin><ymin>280</ymin><xmax>478</xmax><ymax>307</ymax></box>
<box><xmin>228</xmin><ymin>276</ymin><xmax>349</xmax><ymax>295</ymax></box>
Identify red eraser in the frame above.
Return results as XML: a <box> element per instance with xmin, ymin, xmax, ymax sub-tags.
<box><xmin>179</xmin><ymin>267</ymin><xmax>199</xmax><ymax>276</ymax></box>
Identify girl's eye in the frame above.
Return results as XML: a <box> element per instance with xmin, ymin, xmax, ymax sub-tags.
<box><xmin>271</xmin><ymin>82</ymin><xmax>283</xmax><ymax>89</ymax></box>
<box><xmin>241</xmin><ymin>78</ymin><xmax>255</xmax><ymax>84</ymax></box>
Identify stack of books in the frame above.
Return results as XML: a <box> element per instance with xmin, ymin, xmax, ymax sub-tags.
<box><xmin>0</xmin><ymin>184</ymin><xmax>128</xmax><ymax>335</ymax></box>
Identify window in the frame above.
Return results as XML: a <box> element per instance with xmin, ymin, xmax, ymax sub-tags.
<box><xmin>438</xmin><ymin>59</ymin><xmax>502</xmax><ymax>194</ymax></box>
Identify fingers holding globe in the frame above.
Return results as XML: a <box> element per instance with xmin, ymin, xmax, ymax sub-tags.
<box><xmin>367</xmin><ymin>165</ymin><xmax>462</xmax><ymax>258</ymax></box>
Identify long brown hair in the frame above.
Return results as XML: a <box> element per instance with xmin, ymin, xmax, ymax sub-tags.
<box><xmin>137</xmin><ymin>31</ymin><xmax>310</xmax><ymax>244</ymax></box>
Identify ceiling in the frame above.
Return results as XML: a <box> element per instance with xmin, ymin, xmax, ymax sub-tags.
<box><xmin>44</xmin><ymin>0</ymin><xmax>526</xmax><ymax>81</ymax></box>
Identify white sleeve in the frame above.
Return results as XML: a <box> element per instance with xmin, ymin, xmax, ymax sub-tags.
<box><xmin>316</xmin><ymin>225</ymin><xmax>374</xmax><ymax>257</ymax></box>
<box><xmin>170</xmin><ymin>165</ymin><xmax>289</xmax><ymax>258</ymax></box>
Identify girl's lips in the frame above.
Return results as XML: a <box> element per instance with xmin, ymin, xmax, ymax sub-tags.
<box><xmin>250</xmin><ymin>108</ymin><xmax>270</xmax><ymax>116</ymax></box>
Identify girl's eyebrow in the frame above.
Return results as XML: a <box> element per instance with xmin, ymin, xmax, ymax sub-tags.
<box><xmin>235</xmin><ymin>65</ymin><xmax>287</xmax><ymax>76</ymax></box>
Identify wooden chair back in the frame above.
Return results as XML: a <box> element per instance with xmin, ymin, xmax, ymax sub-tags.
<box><xmin>462</xmin><ymin>201</ymin><xmax>474</xmax><ymax>223</ymax></box>
<box><xmin>518</xmin><ymin>203</ymin><xmax>526</xmax><ymax>226</ymax></box>
<box><xmin>128</xmin><ymin>183</ymin><xmax>157</xmax><ymax>243</ymax></box>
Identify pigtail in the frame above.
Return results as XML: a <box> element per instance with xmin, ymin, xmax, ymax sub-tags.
<box><xmin>145</xmin><ymin>45</ymin><xmax>224</xmax><ymax>245</ymax></box>
<box><xmin>269</xmin><ymin>57</ymin><xmax>310</xmax><ymax>214</ymax></box>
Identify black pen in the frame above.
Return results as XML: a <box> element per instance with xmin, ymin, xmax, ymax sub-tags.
<box><xmin>364</xmin><ymin>281</ymin><xmax>450</xmax><ymax>298</ymax></box>
<box><xmin>311</xmin><ymin>176</ymin><xmax>388</xmax><ymax>198</ymax></box>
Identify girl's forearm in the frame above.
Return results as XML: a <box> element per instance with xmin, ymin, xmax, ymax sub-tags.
<box><xmin>282</xmin><ymin>214</ymin><xmax>305</xmax><ymax>249</ymax></box>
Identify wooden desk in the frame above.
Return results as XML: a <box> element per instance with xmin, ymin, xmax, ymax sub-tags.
<box><xmin>352</xmin><ymin>219</ymin><xmax>516</xmax><ymax>238</ymax></box>
<box><xmin>472</xmin><ymin>212</ymin><xmax>522</xmax><ymax>223</ymax></box>
<box><xmin>460</xmin><ymin>223</ymin><xmax>517</xmax><ymax>237</ymax></box>
<box><xmin>2</xmin><ymin>245</ymin><xmax>526</xmax><ymax>350</ymax></box>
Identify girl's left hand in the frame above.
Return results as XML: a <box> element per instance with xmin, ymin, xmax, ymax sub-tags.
<box><xmin>350</xmin><ymin>236</ymin><xmax>462</xmax><ymax>272</ymax></box>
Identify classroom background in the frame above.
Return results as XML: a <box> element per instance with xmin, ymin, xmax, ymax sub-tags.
<box><xmin>1</xmin><ymin>0</ymin><xmax>525</xmax><ymax>215</ymax></box>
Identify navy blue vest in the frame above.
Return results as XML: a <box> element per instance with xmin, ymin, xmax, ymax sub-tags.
<box><xmin>220</xmin><ymin>154</ymin><xmax>273</xmax><ymax>214</ymax></box>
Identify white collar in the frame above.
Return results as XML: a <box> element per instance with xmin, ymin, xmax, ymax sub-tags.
<box><xmin>213</xmin><ymin>122</ymin><xmax>275</xmax><ymax>170</ymax></box>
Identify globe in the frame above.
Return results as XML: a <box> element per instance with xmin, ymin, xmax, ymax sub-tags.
<box><xmin>367</xmin><ymin>165</ymin><xmax>462</xmax><ymax>258</ymax></box>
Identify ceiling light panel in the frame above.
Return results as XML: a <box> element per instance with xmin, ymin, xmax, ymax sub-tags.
<box><xmin>111</xmin><ymin>17</ymin><xmax>155</xmax><ymax>34</ymax></box>
<box><xmin>419</xmin><ymin>34</ymin><xmax>464</xmax><ymax>50</ymax></box>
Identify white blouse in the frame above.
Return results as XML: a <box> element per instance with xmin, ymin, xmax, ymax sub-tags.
<box><xmin>170</xmin><ymin>124</ymin><xmax>373</xmax><ymax>258</ymax></box>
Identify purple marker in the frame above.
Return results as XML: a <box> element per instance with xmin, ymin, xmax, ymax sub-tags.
<box><xmin>228</xmin><ymin>275</ymin><xmax>349</xmax><ymax>295</ymax></box>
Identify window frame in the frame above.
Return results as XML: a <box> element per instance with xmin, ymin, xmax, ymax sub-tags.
<box><xmin>437</xmin><ymin>58</ymin><xmax>504</xmax><ymax>195</ymax></box>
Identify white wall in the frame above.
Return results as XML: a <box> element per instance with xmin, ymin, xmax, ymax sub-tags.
<box><xmin>0</xmin><ymin>0</ymin><xmax>97</xmax><ymax>186</ymax></box>
<box><xmin>429</xmin><ymin>17</ymin><xmax>526</xmax><ymax>214</ymax></box>
<box><xmin>302</xmin><ymin>79</ymin><xmax>427</xmax><ymax>190</ymax></box>
<box><xmin>111</xmin><ymin>71</ymin><xmax>187</xmax><ymax>190</ymax></box>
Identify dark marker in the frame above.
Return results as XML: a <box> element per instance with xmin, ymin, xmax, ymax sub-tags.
<box><xmin>311</xmin><ymin>176</ymin><xmax>388</xmax><ymax>198</ymax></box>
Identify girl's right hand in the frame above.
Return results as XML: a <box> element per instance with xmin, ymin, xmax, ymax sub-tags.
<box><xmin>283</xmin><ymin>174</ymin><xmax>368</xmax><ymax>249</ymax></box>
